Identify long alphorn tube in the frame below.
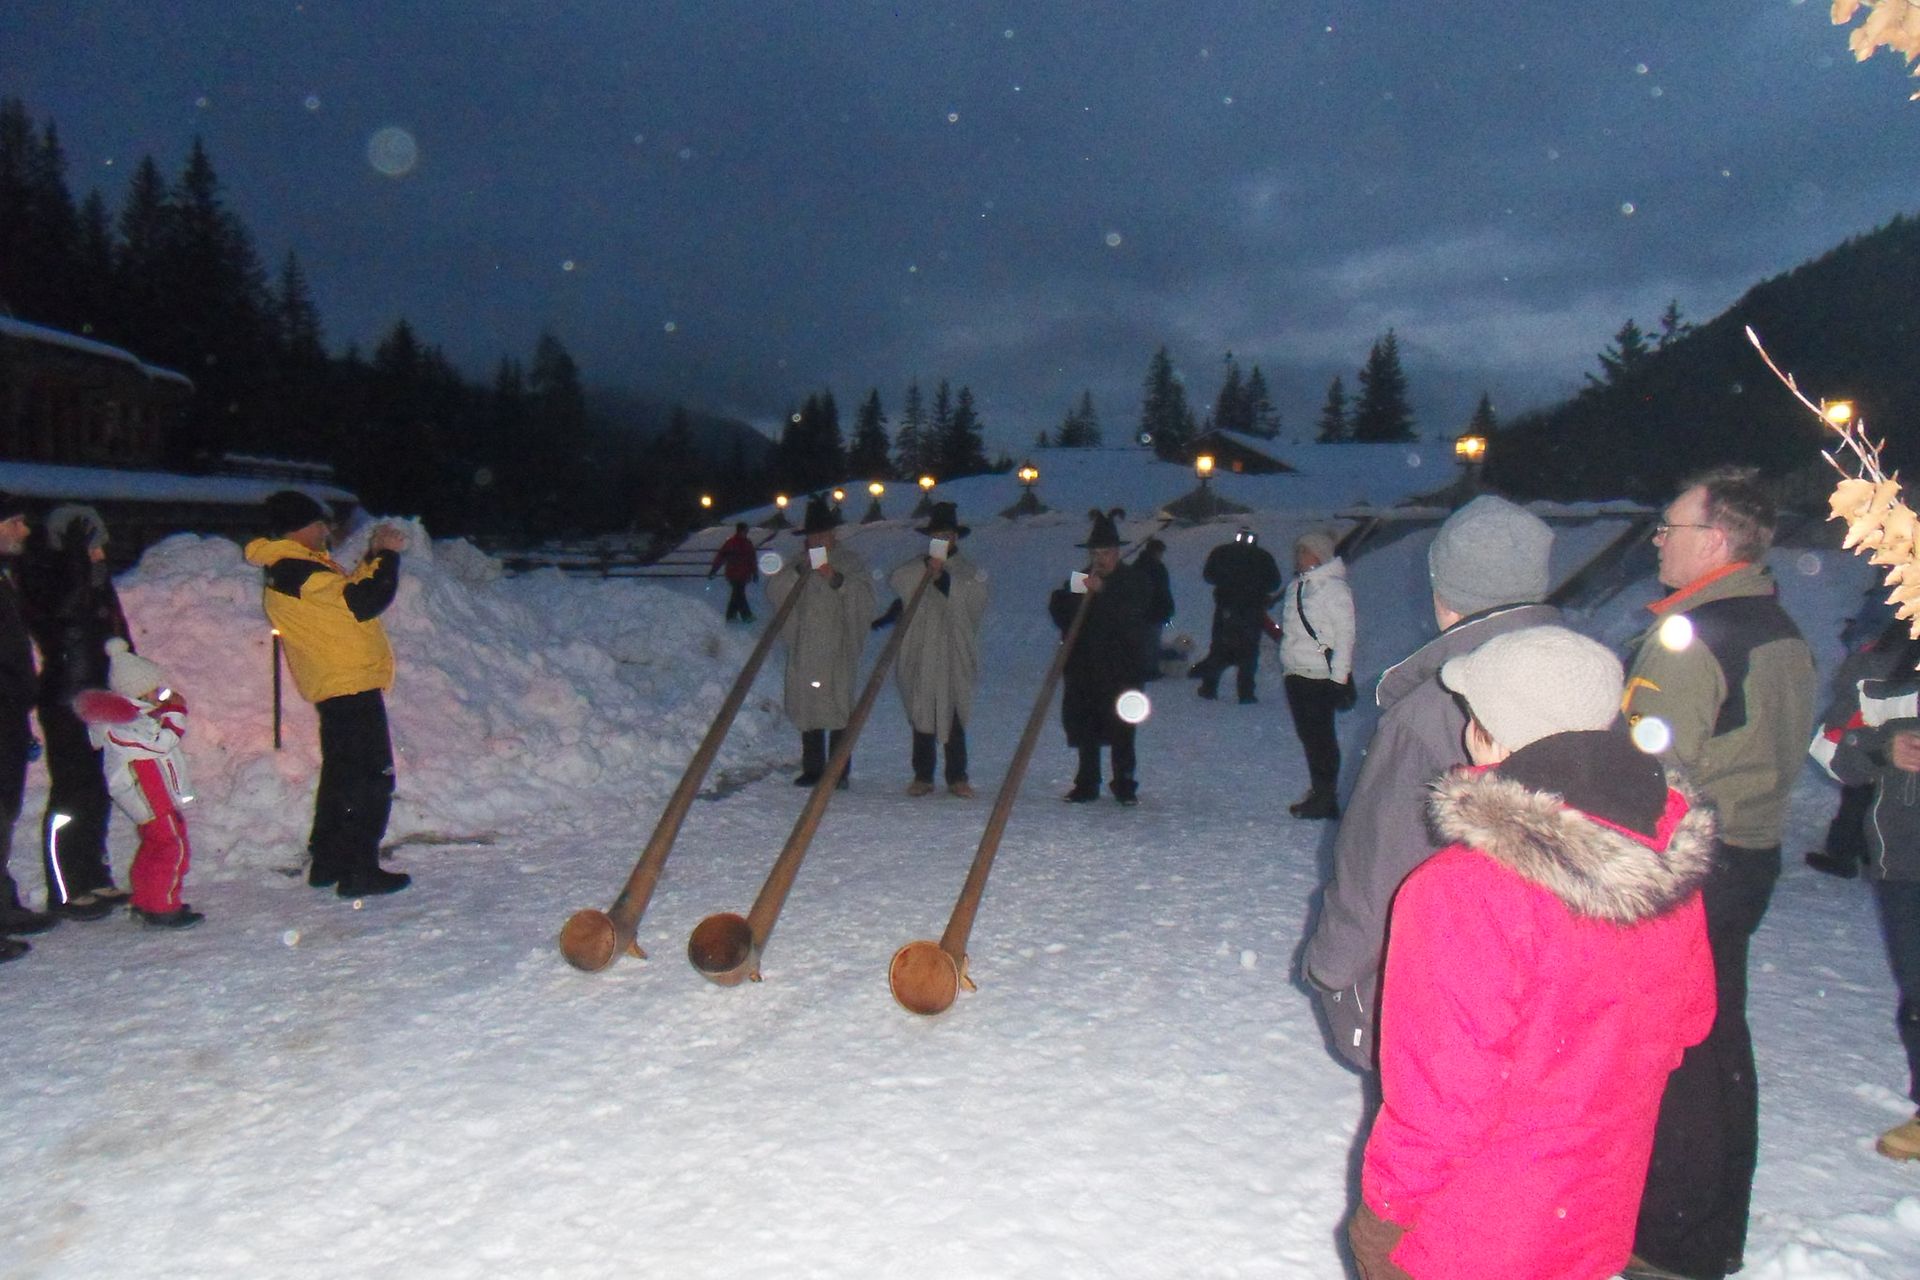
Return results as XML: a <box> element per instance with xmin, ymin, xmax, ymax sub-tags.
<box><xmin>688</xmin><ymin>555</ymin><xmax>944</xmax><ymax>985</ymax></box>
<box><xmin>557</xmin><ymin>567</ymin><xmax>810</xmax><ymax>972</ymax></box>
<box><xmin>888</xmin><ymin>586</ymin><xmax>1095</xmax><ymax>1014</ymax></box>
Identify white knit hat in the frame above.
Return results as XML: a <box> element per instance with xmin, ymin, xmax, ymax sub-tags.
<box><xmin>105</xmin><ymin>638</ymin><xmax>166</xmax><ymax>698</ymax></box>
<box><xmin>1440</xmin><ymin>625</ymin><xmax>1622</xmax><ymax>752</ymax></box>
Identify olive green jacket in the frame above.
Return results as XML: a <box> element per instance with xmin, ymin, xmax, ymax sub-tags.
<box><xmin>1623</xmin><ymin>562</ymin><xmax>1814</xmax><ymax>849</ymax></box>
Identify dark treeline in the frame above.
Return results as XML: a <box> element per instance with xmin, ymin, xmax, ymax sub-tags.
<box><xmin>0</xmin><ymin>98</ymin><xmax>1010</xmax><ymax>540</ymax></box>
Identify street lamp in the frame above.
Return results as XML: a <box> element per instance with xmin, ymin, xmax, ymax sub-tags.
<box><xmin>1453</xmin><ymin>432</ymin><xmax>1487</xmax><ymax>502</ymax></box>
<box><xmin>762</xmin><ymin>492</ymin><xmax>790</xmax><ymax>530</ymax></box>
<box><xmin>1003</xmin><ymin>461</ymin><xmax>1048</xmax><ymax>518</ymax></box>
<box><xmin>1194</xmin><ymin>453</ymin><xmax>1216</xmax><ymax>484</ymax></box>
<box><xmin>862</xmin><ymin>480</ymin><xmax>886</xmax><ymax>524</ymax></box>
<box><xmin>699</xmin><ymin>493</ymin><xmax>714</xmax><ymax>511</ymax></box>
<box><xmin>914</xmin><ymin>473</ymin><xmax>938</xmax><ymax>518</ymax></box>
<box><xmin>1163</xmin><ymin>449</ymin><xmax>1246</xmax><ymax>524</ymax></box>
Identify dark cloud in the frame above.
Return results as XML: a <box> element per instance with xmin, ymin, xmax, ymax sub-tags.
<box><xmin>5</xmin><ymin>1</ymin><xmax>1913</xmax><ymax>449</ymax></box>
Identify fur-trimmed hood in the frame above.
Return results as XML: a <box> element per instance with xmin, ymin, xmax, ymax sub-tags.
<box><xmin>1427</xmin><ymin>766</ymin><xmax>1715</xmax><ymax>925</ymax></box>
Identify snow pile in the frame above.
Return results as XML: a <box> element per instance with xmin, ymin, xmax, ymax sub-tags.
<box><xmin>81</xmin><ymin>522</ymin><xmax>787</xmax><ymax>879</ymax></box>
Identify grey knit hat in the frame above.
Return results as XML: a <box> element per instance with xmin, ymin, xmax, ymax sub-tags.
<box><xmin>1428</xmin><ymin>495</ymin><xmax>1553</xmax><ymax>616</ymax></box>
<box><xmin>1440</xmin><ymin>625</ymin><xmax>1622</xmax><ymax>752</ymax></box>
<box><xmin>1296</xmin><ymin>529</ymin><xmax>1337</xmax><ymax>564</ymax></box>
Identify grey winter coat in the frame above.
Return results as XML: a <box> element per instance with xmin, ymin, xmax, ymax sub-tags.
<box><xmin>1813</xmin><ymin>675</ymin><xmax>1920</xmax><ymax>882</ymax></box>
<box><xmin>1303</xmin><ymin>600</ymin><xmax>1561</xmax><ymax>1071</ymax></box>
<box><xmin>889</xmin><ymin>551</ymin><xmax>988</xmax><ymax>736</ymax></box>
<box><xmin>765</xmin><ymin>543</ymin><xmax>876</xmax><ymax>731</ymax></box>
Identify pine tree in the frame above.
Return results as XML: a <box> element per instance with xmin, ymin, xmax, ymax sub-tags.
<box><xmin>1655</xmin><ymin>300</ymin><xmax>1693</xmax><ymax>350</ymax></box>
<box><xmin>1351</xmin><ymin>330</ymin><xmax>1416</xmax><ymax>442</ymax></box>
<box><xmin>893</xmin><ymin>379</ymin><xmax>926</xmax><ymax>477</ymax></box>
<box><xmin>1075</xmin><ymin>389</ymin><xmax>1102</xmax><ymax>446</ymax></box>
<box><xmin>1316</xmin><ymin>376</ymin><xmax>1349</xmax><ymax>443</ymax></box>
<box><xmin>72</xmin><ymin>191</ymin><xmax>116</xmax><ymax>340</ymax></box>
<box><xmin>1467</xmin><ymin>391</ymin><xmax>1499</xmax><ymax>438</ymax></box>
<box><xmin>0</xmin><ymin>101</ymin><xmax>81</xmax><ymax>330</ymax></box>
<box><xmin>1588</xmin><ymin>319</ymin><xmax>1651</xmax><ymax>389</ymax></box>
<box><xmin>114</xmin><ymin>156</ymin><xmax>171</xmax><ymax>353</ymax></box>
<box><xmin>929</xmin><ymin>380</ymin><xmax>955</xmax><ymax>475</ymax></box>
<box><xmin>1034</xmin><ymin>428</ymin><xmax>1052</xmax><ymax>448</ymax></box>
<box><xmin>848</xmin><ymin>388</ymin><xmax>892</xmax><ymax>478</ymax></box>
<box><xmin>1214</xmin><ymin>356</ymin><xmax>1250</xmax><ymax>434</ymax></box>
<box><xmin>1245</xmin><ymin>366</ymin><xmax>1280</xmax><ymax>438</ymax></box>
<box><xmin>939</xmin><ymin>385</ymin><xmax>989</xmax><ymax>478</ymax></box>
<box><xmin>1139</xmin><ymin>346</ymin><xmax>1195</xmax><ymax>461</ymax></box>
<box><xmin>275</xmin><ymin>251</ymin><xmax>326</xmax><ymax>367</ymax></box>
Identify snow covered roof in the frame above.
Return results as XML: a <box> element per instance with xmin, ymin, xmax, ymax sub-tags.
<box><xmin>0</xmin><ymin>315</ymin><xmax>195</xmax><ymax>390</ymax></box>
<box><xmin>0</xmin><ymin>459</ymin><xmax>356</xmax><ymax>506</ymax></box>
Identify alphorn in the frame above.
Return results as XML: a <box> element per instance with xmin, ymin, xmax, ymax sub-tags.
<box><xmin>687</xmin><ymin>554</ymin><xmax>944</xmax><ymax>985</ymax></box>
<box><xmin>890</xmin><ymin>531</ymin><xmax>1153</xmax><ymax>1015</ymax></box>
<box><xmin>557</xmin><ymin>564</ymin><xmax>810</xmax><ymax>972</ymax></box>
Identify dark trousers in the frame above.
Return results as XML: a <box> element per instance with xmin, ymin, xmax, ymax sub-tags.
<box><xmin>911</xmin><ymin>715</ymin><xmax>968</xmax><ymax>784</ymax></box>
<box><xmin>0</xmin><ymin>706</ymin><xmax>30</xmax><ymax>911</ymax></box>
<box><xmin>1075</xmin><ymin>725</ymin><xmax>1137</xmax><ymax>799</ymax></box>
<box><xmin>38</xmin><ymin>697</ymin><xmax>113</xmax><ymax>902</ymax></box>
<box><xmin>725</xmin><ymin>579</ymin><xmax>754</xmax><ymax>622</ymax></box>
<box><xmin>1193</xmin><ymin>613</ymin><xmax>1261</xmax><ymax>699</ymax></box>
<box><xmin>1283</xmin><ymin>674</ymin><xmax>1343</xmax><ymax>797</ymax></box>
<box><xmin>799</xmin><ymin>728</ymin><xmax>849</xmax><ymax>782</ymax></box>
<box><xmin>1823</xmin><ymin>781</ymin><xmax>1873</xmax><ymax>865</ymax></box>
<box><xmin>309</xmin><ymin>690</ymin><xmax>396</xmax><ymax>883</ymax></box>
<box><xmin>1634</xmin><ymin>843</ymin><xmax>1780</xmax><ymax>1279</ymax></box>
<box><xmin>1874</xmin><ymin>878</ymin><xmax>1920</xmax><ymax>1106</ymax></box>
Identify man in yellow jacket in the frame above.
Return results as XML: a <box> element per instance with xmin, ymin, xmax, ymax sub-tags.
<box><xmin>244</xmin><ymin>491</ymin><xmax>411</xmax><ymax>898</ymax></box>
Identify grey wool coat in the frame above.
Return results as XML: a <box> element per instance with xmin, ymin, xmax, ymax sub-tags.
<box><xmin>765</xmin><ymin>542</ymin><xmax>876</xmax><ymax>731</ymax></box>
<box><xmin>889</xmin><ymin>551</ymin><xmax>989</xmax><ymax>736</ymax></box>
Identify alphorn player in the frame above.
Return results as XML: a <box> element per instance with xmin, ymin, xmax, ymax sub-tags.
<box><xmin>1050</xmin><ymin>508</ymin><xmax>1152</xmax><ymax>806</ymax></box>
<box><xmin>872</xmin><ymin>501</ymin><xmax>988</xmax><ymax>799</ymax></box>
<box><xmin>765</xmin><ymin>495</ymin><xmax>875</xmax><ymax>789</ymax></box>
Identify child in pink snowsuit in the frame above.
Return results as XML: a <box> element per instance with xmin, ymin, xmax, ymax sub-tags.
<box><xmin>73</xmin><ymin>639</ymin><xmax>200</xmax><ymax>928</ymax></box>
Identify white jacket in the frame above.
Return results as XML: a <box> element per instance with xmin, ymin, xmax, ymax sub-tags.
<box><xmin>1278</xmin><ymin>558</ymin><xmax>1355</xmax><ymax>682</ymax></box>
<box><xmin>74</xmin><ymin>689</ymin><xmax>193</xmax><ymax>824</ymax></box>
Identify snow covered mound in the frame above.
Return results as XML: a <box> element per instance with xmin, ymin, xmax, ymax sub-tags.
<box><xmin>95</xmin><ymin>523</ymin><xmax>786</xmax><ymax>878</ymax></box>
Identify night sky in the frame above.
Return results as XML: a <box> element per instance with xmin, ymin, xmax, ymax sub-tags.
<box><xmin>4</xmin><ymin>2</ymin><xmax>1915</xmax><ymax>450</ymax></box>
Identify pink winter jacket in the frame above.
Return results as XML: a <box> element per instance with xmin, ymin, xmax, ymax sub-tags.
<box><xmin>1362</xmin><ymin>764</ymin><xmax>1716</xmax><ymax>1280</ymax></box>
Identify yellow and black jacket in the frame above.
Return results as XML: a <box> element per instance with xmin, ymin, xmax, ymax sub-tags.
<box><xmin>242</xmin><ymin>538</ymin><xmax>398</xmax><ymax>704</ymax></box>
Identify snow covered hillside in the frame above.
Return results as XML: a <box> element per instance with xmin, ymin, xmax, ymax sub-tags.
<box><xmin>3</xmin><ymin>448</ymin><xmax>1917</xmax><ymax>1279</ymax></box>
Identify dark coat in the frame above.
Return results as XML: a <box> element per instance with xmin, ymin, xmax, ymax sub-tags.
<box><xmin>1202</xmin><ymin>540</ymin><xmax>1281</xmax><ymax>612</ymax></box>
<box><xmin>0</xmin><ymin>563</ymin><xmax>37</xmax><ymax>713</ymax></box>
<box><xmin>1050</xmin><ymin>561</ymin><xmax>1151</xmax><ymax>748</ymax></box>
<box><xmin>18</xmin><ymin>534</ymin><xmax>129</xmax><ymax>706</ymax></box>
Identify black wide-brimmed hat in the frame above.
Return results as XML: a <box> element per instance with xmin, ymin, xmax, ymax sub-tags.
<box><xmin>1077</xmin><ymin>507</ymin><xmax>1125</xmax><ymax>549</ymax></box>
<box><xmin>916</xmin><ymin>501</ymin><xmax>970</xmax><ymax>538</ymax></box>
<box><xmin>794</xmin><ymin>495</ymin><xmax>843</xmax><ymax>536</ymax></box>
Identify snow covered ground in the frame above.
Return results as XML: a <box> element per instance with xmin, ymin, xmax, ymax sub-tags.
<box><xmin>4</xmin><ymin>449</ymin><xmax>1917</xmax><ymax>1279</ymax></box>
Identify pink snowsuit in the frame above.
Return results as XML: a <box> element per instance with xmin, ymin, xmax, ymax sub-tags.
<box><xmin>74</xmin><ymin>688</ymin><xmax>193</xmax><ymax>913</ymax></box>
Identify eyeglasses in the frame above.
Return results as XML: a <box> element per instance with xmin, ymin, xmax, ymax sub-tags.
<box><xmin>1653</xmin><ymin>521</ymin><xmax>1715</xmax><ymax>537</ymax></box>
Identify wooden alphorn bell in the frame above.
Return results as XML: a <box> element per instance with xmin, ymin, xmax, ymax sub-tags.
<box><xmin>687</xmin><ymin>553</ymin><xmax>944</xmax><ymax>985</ymax></box>
<box><xmin>890</xmin><ymin>530</ymin><xmax>1153</xmax><ymax>1014</ymax></box>
<box><xmin>556</xmin><ymin>565</ymin><xmax>810</xmax><ymax>973</ymax></box>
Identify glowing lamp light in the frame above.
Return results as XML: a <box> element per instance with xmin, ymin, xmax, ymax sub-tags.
<box><xmin>1658</xmin><ymin>614</ymin><xmax>1695</xmax><ymax>652</ymax></box>
<box><xmin>1823</xmin><ymin>400</ymin><xmax>1854</xmax><ymax>427</ymax></box>
<box><xmin>1630</xmin><ymin>715</ymin><xmax>1673</xmax><ymax>755</ymax></box>
<box><xmin>918</xmin><ymin>474</ymin><xmax>937</xmax><ymax>492</ymax></box>
<box><xmin>775</xmin><ymin>494</ymin><xmax>789</xmax><ymax>510</ymax></box>
<box><xmin>1194</xmin><ymin>454</ymin><xmax>1216</xmax><ymax>479</ymax></box>
<box><xmin>1017</xmin><ymin>463</ymin><xmax>1040</xmax><ymax>486</ymax></box>
<box><xmin>832</xmin><ymin>488</ymin><xmax>846</xmax><ymax>503</ymax></box>
<box><xmin>699</xmin><ymin>494</ymin><xmax>714</xmax><ymax>509</ymax></box>
<box><xmin>1454</xmin><ymin>434</ymin><xmax>1488</xmax><ymax>463</ymax></box>
<box><xmin>868</xmin><ymin>481</ymin><xmax>885</xmax><ymax>497</ymax></box>
<box><xmin>1115</xmin><ymin>690</ymin><xmax>1152</xmax><ymax>725</ymax></box>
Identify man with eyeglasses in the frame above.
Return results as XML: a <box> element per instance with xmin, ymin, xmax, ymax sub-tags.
<box><xmin>1621</xmin><ymin>466</ymin><xmax>1814</xmax><ymax>1280</ymax></box>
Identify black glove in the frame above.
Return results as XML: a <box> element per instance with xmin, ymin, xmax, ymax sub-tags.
<box><xmin>871</xmin><ymin>599</ymin><xmax>904</xmax><ymax>631</ymax></box>
<box><xmin>1335</xmin><ymin>676</ymin><xmax>1358</xmax><ymax>711</ymax></box>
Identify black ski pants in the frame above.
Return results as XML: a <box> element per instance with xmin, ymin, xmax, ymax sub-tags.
<box><xmin>1283</xmin><ymin>674</ymin><xmax>1343</xmax><ymax>798</ymax></box>
<box><xmin>38</xmin><ymin>696</ymin><xmax>113</xmax><ymax>902</ymax></box>
<box><xmin>1075</xmin><ymin>726</ymin><xmax>1137</xmax><ymax>800</ymax></box>
<box><xmin>1194</xmin><ymin>608</ymin><xmax>1261</xmax><ymax>700</ymax></box>
<box><xmin>911</xmin><ymin>714</ymin><xmax>968</xmax><ymax>785</ymax></box>
<box><xmin>309</xmin><ymin>690</ymin><xmax>396</xmax><ymax>884</ymax></box>
<box><xmin>725</xmin><ymin>579</ymin><xmax>754</xmax><ymax>623</ymax></box>
<box><xmin>799</xmin><ymin>728</ymin><xmax>850</xmax><ymax>784</ymax></box>
<box><xmin>1874</xmin><ymin>878</ymin><xmax>1920</xmax><ymax>1106</ymax></box>
<box><xmin>1634</xmin><ymin>843</ymin><xmax>1780</xmax><ymax>1280</ymax></box>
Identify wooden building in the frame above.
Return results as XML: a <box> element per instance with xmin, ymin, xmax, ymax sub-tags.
<box><xmin>1187</xmin><ymin>428</ymin><xmax>1295</xmax><ymax>475</ymax></box>
<box><xmin>0</xmin><ymin>316</ymin><xmax>192</xmax><ymax>467</ymax></box>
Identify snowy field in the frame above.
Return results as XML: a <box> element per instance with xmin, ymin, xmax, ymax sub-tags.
<box><xmin>4</xmin><ymin>447</ymin><xmax>1918</xmax><ymax>1279</ymax></box>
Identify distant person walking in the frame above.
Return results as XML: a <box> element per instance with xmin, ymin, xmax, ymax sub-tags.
<box><xmin>1278</xmin><ymin>529</ymin><xmax>1355</xmax><ymax>820</ymax></box>
<box><xmin>708</xmin><ymin>522</ymin><xmax>759</xmax><ymax>623</ymax></box>
<box><xmin>1135</xmin><ymin>537</ymin><xmax>1176</xmax><ymax>681</ymax></box>
<box><xmin>0</xmin><ymin>494</ymin><xmax>49</xmax><ymax>960</ymax></box>
<box><xmin>1305</xmin><ymin>494</ymin><xmax>1557</xmax><ymax>1071</ymax></box>
<box><xmin>765</xmin><ymin>497</ymin><xmax>875</xmax><ymax>788</ymax></box>
<box><xmin>875</xmin><ymin>502</ymin><xmax>988</xmax><ymax>798</ymax></box>
<box><xmin>19</xmin><ymin>504</ymin><xmax>128</xmax><ymax>920</ymax></box>
<box><xmin>1190</xmin><ymin>527</ymin><xmax>1280</xmax><ymax>703</ymax></box>
<box><xmin>244</xmin><ymin>491</ymin><xmax>413</xmax><ymax>899</ymax></box>
<box><xmin>1051</xmin><ymin>508</ymin><xmax>1152</xmax><ymax>804</ymax></box>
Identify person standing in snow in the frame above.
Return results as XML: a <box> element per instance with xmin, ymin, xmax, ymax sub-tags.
<box><xmin>18</xmin><ymin>504</ymin><xmax>128</xmax><ymax>921</ymax></box>
<box><xmin>1808</xmin><ymin>666</ymin><xmax>1920</xmax><ymax>1163</ymax></box>
<box><xmin>1189</xmin><ymin>526</ymin><xmax>1281</xmax><ymax>704</ymax></box>
<box><xmin>1051</xmin><ymin>508</ymin><xmax>1151</xmax><ymax>804</ymax></box>
<box><xmin>1304</xmin><ymin>494</ymin><xmax>1557</xmax><ymax>1071</ymax></box>
<box><xmin>1133</xmin><ymin>538</ymin><xmax>1176</xmax><ymax>682</ymax></box>
<box><xmin>708</xmin><ymin>521</ymin><xmax>759</xmax><ymax>624</ymax></box>
<box><xmin>1350</xmin><ymin>626</ymin><xmax>1716</xmax><ymax>1280</ymax></box>
<box><xmin>0</xmin><ymin>493</ymin><xmax>49</xmax><ymax>961</ymax></box>
<box><xmin>873</xmin><ymin>502</ymin><xmax>988</xmax><ymax>798</ymax></box>
<box><xmin>1278</xmin><ymin>529</ymin><xmax>1356</xmax><ymax>820</ymax></box>
<box><xmin>1623</xmin><ymin>467</ymin><xmax>1814</xmax><ymax>1280</ymax></box>
<box><xmin>765</xmin><ymin>496</ymin><xmax>875</xmax><ymax>788</ymax></box>
<box><xmin>243</xmin><ymin>491</ymin><xmax>413</xmax><ymax>899</ymax></box>
<box><xmin>74</xmin><ymin>641</ymin><xmax>200</xmax><ymax>928</ymax></box>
